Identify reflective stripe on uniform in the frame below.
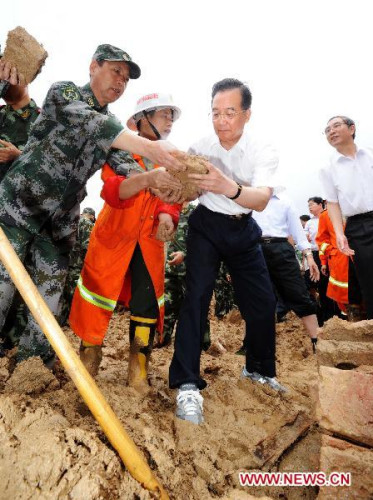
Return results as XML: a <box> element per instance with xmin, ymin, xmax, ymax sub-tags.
<box><xmin>158</xmin><ymin>294</ymin><xmax>165</xmax><ymax>307</ymax></box>
<box><xmin>319</xmin><ymin>242</ymin><xmax>329</xmax><ymax>255</ymax></box>
<box><xmin>77</xmin><ymin>276</ymin><xmax>116</xmax><ymax>311</ymax></box>
<box><xmin>329</xmin><ymin>275</ymin><xmax>348</xmax><ymax>288</ymax></box>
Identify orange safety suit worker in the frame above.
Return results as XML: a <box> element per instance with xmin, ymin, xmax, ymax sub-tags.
<box><xmin>69</xmin><ymin>155</ymin><xmax>181</xmax><ymax>346</ymax></box>
<box><xmin>316</xmin><ymin>209</ymin><xmax>348</xmax><ymax>311</ymax></box>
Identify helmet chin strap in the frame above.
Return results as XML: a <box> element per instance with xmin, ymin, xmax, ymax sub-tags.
<box><xmin>143</xmin><ymin>110</ymin><xmax>161</xmax><ymax>140</ymax></box>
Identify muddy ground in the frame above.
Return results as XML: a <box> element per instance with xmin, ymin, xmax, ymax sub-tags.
<box><xmin>0</xmin><ymin>310</ymin><xmax>321</xmax><ymax>500</ymax></box>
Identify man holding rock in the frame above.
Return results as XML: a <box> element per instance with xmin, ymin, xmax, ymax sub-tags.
<box><xmin>0</xmin><ymin>44</ymin><xmax>182</xmax><ymax>365</ymax></box>
<box><xmin>169</xmin><ymin>78</ymin><xmax>287</xmax><ymax>425</ymax></box>
<box><xmin>0</xmin><ymin>52</ymin><xmax>40</xmax><ymax>181</ymax></box>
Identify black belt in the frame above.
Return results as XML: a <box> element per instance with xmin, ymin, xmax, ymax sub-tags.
<box><xmin>260</xmin><ymin>237</ymin><xmax>288</xmax><ymax>244</ymax></box>
<box><xmin>348</xmin><ymin>211</ymin><xmax>373</xmax><ymax>221</ymax></box>
<box><xmin>202</xmin><ymin>206</ymin><xmax>252</xmax><ymax>221</ymax></box>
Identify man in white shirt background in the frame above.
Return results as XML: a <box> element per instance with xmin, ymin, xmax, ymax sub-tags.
<box><xmin>254</xmin><ymin>194</ymin><xmax>320</xmax><ymax>352</ymax></box>
<box><xmin>168</xmin><ymin>78</ymin><xmax>286</xmax><ymax>425</ymax></box>
<box><xmin>320</xmin><ymin>115</ymin><xmax>373</xmax><ymax>319</ymax></box>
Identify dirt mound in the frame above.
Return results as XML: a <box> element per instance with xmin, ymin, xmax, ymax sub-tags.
<box><xmin>0</xmin><ymin>311</ymin><xmax>320</xmax><ymax>499</ymax></box>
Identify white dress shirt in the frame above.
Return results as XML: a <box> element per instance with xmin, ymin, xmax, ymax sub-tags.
<box><xmin>188</xmin><ymin>131</ymin><xmax>279</xmax><ymax>215</ymax></box>
<box><xmin>304</xmin><ymin>216</ymin><xmax>319</xmax><ymax>251</ymax></box>
<box><xmin>319</xmin><ymin>146</ymin><xmax>373</xmax><ymax>217</ymax></box>
<box><xmin>253</xmin><ymin>194</ymin><xmax>311</xmax><ymax>251</ymax></box>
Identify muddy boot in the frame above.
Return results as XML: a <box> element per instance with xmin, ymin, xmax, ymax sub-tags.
<box><xmin>346</xmin><ymin>304</ymin><xmax>362</xmax><ymax>322</ymax></box>
<box><xmin>79</xmin><ymin>341</ymin><xmax>103</xmax><ymax>377</ymax></box>
<box><xmin>311</xmin><ymin>338</ymin><xmax>318</xmax><ymax>354</ymax></box>
<box><xmin>127</xmin><ymin>316</ymin><xmax>156</xmax><ymax>392</ymax></box>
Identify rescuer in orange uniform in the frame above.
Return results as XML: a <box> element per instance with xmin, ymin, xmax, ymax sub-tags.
<box><xmin>316</xmin><ymin>208</ymin><xmax>349</xmax><ymax>312</ymax></box>
<box><xmin>69</xmin><ymin>93</ymin><xmax>182</xmax><ymax>389</ymax></box>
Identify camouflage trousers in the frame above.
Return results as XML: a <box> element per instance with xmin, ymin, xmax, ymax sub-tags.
<box><xmin>59</xmin><ymin>265</ymin><xmax>81</xmax><ymax>326</ymax></box>
<box><xmin>164</xmin><ymin>272</ymin><xmax>211</xmax><ymax>350</ymax></box>
<box><xmin>0</xmin><ymin>223</ymin><xmax>69</xmax><ymax>362</ymax></box>
<box><xmin>214</xmin><ymin>270</ymin><xmax>235</xmax><ymax>319</ymax></box>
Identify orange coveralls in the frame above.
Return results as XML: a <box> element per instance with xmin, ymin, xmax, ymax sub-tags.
<box><xmin>69</xmin><ymin>155</ymin><xmax>180</xmax><ymax>345</ymax></box>
<box><xmin>316</xmin><ymin>209</ymin><xmax>348</xmax><ymax>311</ymax></box>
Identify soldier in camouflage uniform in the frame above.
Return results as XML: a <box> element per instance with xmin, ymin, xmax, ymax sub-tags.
<box><xmin>59</xmin><ymin>207</ymin><xmax>95</xmax><ymax>326</ymax></box>
<box><xmin>160</xmin><ymin>203</ymin><xmax>211</xmax><ymax>350</ymax></box>
<box><xmin>0</xmin><ymin>44</ymin><xmax>182</xmax><ymax>364</ymax></box>
<box><xmin>0</xmin><ymin>77</ymin><xmax>40</xmax><ymax>180</ymax></box>
<box><xmin>0</xmin><ymin>49</ymin><xmax>41</xmax><ymax>348</ymax></box>
<box><xmin>214</xmin><ymin>262</ymin><xmax>235</xmax><ymax>319</ymax></box>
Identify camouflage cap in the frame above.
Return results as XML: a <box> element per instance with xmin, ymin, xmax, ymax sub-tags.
<box><xmin>92</xmin><ymin>44</ymin><xmax>141</xmax><ymax>79</ymax></box>
<box><xmin>82</xmin><ymin>207</ymin><xmax>96</xmax><ymax>217</ymax></box>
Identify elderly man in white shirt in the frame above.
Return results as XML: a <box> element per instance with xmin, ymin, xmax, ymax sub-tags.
<box><xmin>254</xmin><ymin>194</ymin><xmax>320</xmax><ymax>351</ymax></box>
<box><xmin>169</xmin><ymin>78</ymin><xmax>286</xmax><ymax>426</ymax></box>
<box><xmin>320</xmin><ymin>115</ymin><xmax>373</xmax><ymax>320</ymax></box>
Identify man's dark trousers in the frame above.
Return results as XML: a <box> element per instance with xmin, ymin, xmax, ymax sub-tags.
<box><xmin>345</xmin><ymin>212</ymin><xmax>373</xmax><ymax>319</ymax></box>
<box><xmin>169</xmin><ymin>205</ymin><xmax>277</xmax><ymax>390</ymax></box>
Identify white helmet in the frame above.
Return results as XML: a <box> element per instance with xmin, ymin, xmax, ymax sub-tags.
<box><xmin>126</xmin><ymin>92</ymin><xmax>181</xmax><ymax>131</ymax></box>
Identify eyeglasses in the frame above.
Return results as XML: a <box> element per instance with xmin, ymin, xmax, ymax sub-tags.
<box><xmin>323</xmin><ymin>121</ymin><xmax>346</xmax><ymax>136</ymax></box>
<box><xmin>209</xmin><ymin>110</ymin><xmax>246</xmax><ymax>121</ymax></box>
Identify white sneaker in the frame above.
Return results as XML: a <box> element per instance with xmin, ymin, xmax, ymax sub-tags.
<box><xmin>241</xmin><ymin>367</ymin><xmax>288</xmax><ymax>393</ymax></box>
<box><xmin>176</xmin><ymin>384</ymin><xmax>204</xmax><ymax>424</ymax></box>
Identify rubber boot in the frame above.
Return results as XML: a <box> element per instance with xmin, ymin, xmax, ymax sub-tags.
<box><xmin>127</xmin><ymin>316</ymin><xmax>156</xmax><ymax>391</ymax></box>
<box><xmin>79</xmin><ymin>340</ymin><xmax>103</xmax><ymax>377</ymax></box>
<box><xmin>346</xmin><ymin>304</ymin><xmax>362</xmax><ymax>323</ymax></box>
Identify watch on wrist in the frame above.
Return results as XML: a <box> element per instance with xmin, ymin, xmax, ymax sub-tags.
<box><xmin>227</xmin><ymin>183</ymin><xmax>243</xmax><ymax>200</ymax></box>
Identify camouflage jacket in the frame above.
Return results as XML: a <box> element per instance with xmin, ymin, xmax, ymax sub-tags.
<box><xmin>0</xmin><ymin>81</ymin><xmax>140</xmax><ymax>246</ymax></box>
<box><xmin>0</xmin><ymin>98</ymin><xmax>40</xmax><ymax>182</ymax></box>
<box><xmin>165</xmin><ymin>204</ymin><xmax>195</xmax><ymax>277</ymax></box>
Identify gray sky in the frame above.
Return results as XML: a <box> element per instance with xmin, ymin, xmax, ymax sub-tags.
<box><xmin>2</xmin><ymin>0</ymin><xmax>373</xmax><ymax>215</ymax></box>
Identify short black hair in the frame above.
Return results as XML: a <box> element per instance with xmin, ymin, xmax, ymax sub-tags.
<box><xmin>308</xmin><ymin>197</ymin><xmax>325</xmax><ymax>208</ymax></box>
<box><xmin>211</xmin><ymin>78</ymin><xmax>252</xmax><ymax>110</ymax></box>
<box><xmin>300</xmin><ymin>214</ymin><xmax>311</xmax><ymax>222</ymax></box>
<box><xmin>327</xmin><ymin>115</ymin><xmax>356</xmax><ymax>140</ymax></box>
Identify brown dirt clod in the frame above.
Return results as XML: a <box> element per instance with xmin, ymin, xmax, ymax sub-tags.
<box><xmin>2</xmin><ymin>26</ymin><xmax>48</xmax><ymax>84</ymax></box>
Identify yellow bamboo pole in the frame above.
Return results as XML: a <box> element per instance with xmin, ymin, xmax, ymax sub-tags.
<box><xmin>0</xmin><ymin>227</ymin><xmax>168</xmax><ymax>499</ymax></box>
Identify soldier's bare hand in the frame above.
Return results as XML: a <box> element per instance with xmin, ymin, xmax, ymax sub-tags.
<box><xmin>0</xmin><ymin>140</ymin><xmax>21</xmax><ymax>163</ymax></box>
<box><xmin>148</xmin><ymin>141</ymin><xmax>186</xmax><ymax>172</ymax></box>
<box><xmin>147</xmin><ymin>167</ymin><xmax>182</xmax><ymax>191</ymax></box>
<box><xmin>0</xmin><ymin>61</ymin><xmax>25</xmax><ymax>86</ymax></box>
<box><xmin>168</xmin><ymin>251</ymin><xmax>184</xmax><ymax>266</ymax></box>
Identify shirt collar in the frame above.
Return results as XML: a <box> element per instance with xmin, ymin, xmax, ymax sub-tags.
<box><xmin>7</xmin><ymin>99</ymin><xmax>38</xmax><ymax>119</ymax></box>
<box><xmin>80</xmin><ymin>83</ymin><xmax>108</xmax><ymax>113</ymax></box>
<box><xmin>211</xmin><ymin>130</ymin><xmax>247</xmax><ymax>154</ymax></box>
<box><xmin>333</xmin><ymin>144</ymin><xmax>365</xmax><ymax>162</ymax></box>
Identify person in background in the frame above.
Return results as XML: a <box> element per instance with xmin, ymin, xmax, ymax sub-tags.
<box><xmin>320</xmin><ymin>115</ymin><xmax>373</xmax><ymax>320</ymax></box>
<box><xmin>254</xmin><ymin>194</ymin><xmax>320</xmax><ymax>352</ymax></box>
<box><xmin>305</xmin><ymin>197</ymin><xmax>336</xmax><ymax>325</ymax></box>
<box><xmin>315</xmin><ymin>205</ymin><xmax>349</xmax><ymax>316</ymax></box>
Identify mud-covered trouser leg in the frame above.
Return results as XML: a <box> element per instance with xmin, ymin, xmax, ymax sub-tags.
<box><xmin>0</xmin><ymin>224</ymin><xmax>31</xmax><ymax>337</ymax></box>
<box><xmin>16</xmin><ymin>231</ymin><xmax>70</xmax><ymax>363</ymax></box>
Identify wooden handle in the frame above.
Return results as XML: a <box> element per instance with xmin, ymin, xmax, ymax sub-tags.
<box><xmin>0</xmin><ymin>227</ymin><xmax>168</xmax><ymax>499</ymax></box>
